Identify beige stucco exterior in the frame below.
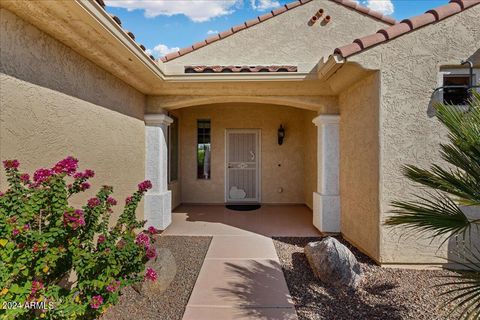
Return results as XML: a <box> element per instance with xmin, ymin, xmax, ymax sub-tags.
<box><xmin>0</xmin><ymin>9</ymin><xmax>146</xmax><ymax>221</ymax></box>
<box><xmin>164</xmin><ymin>0</ymin><xmax>389</xmax><ymax>74</ymax></box>
<box><xmin>168</xmin><ymin>103</ymin><xmax>316</xmax><ymax>206</ymax></box>
<box><xmin>339</xmin><ymin>5</ymin><xmax>480</xmax><ymax>264</ymax></box>
<box><xmin>338</xmin><ymin>72</ymin><xmax>380</xmax><ymax>262</ymax></box>
<box><xmin>1</xmin><ymin>0</ymin><xmax>479</xmax><ymax>267</ymax></box>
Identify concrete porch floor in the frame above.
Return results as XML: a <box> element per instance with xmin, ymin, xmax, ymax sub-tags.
<box><xmin>163</xmin><ymin>204</ymin><xmax>321</xmax><ymax>237</ymax></box>
<box><xmin>164</xmin><ymin>205</ymin><xmax>320</xmax><ymax>320</ymax></box>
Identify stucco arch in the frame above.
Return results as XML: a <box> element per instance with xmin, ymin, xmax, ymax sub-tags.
<box><xmin>146</xmin><ymin>95</ymin><xmax>338</xmax><ymax>113</ymax></box>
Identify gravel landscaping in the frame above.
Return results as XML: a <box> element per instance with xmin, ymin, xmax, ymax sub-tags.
<box><xmin>273</xmin><ymin>237</ymin><xmax>461</xmax><ymax>320</ymax></box>
<box><xmin>103</xmin><ymin>235</ymin><xmax>211</xmax><ymax>320</ymax></box>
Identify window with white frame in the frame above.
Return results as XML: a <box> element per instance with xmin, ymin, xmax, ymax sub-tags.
<box><xmin>168</xmin><ymin>115</ymin><xmax>178</xmax><ymax>182</ymax></box>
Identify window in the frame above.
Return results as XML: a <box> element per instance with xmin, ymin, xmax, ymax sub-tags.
<box><xmin>168</xmin><ymin>116</ymin><xmax>178</xmax><ymax>182</ymax></box>
<box><xmin>197</xmin><ymin>119</ymin><xmax>211</xmax><ymax>179</ymax></box>
<box><xmin>443</xmin><ymin>74</ymin><xmax>471</xmax><ymax>105</ymax></box>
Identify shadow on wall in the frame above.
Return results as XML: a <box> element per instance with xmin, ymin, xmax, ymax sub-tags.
<box><xmin>0</xmin><ymin>9</ymin><xmax>145</xmax><ymax>120</ymax></box>
<box><xmin>214</xmin><ymin>260</ymin><xmax>296</xmax><ymax>320</ymax></box>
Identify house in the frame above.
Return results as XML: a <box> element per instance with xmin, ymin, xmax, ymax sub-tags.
<box><xmin>0</xmin><ymin>0</ymin><xmax>479</xmax><ymax>267</ymax></box>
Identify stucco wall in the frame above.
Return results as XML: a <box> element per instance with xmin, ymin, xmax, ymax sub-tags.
<box><xmin>347</xmin><ymin>5</ymin><xmax>480</xmax><ymax>263</ymax></box>
<box><xmin>176</xmin><ymin>103</ymin><xmax>316</xmax><ymax>205</ymax></box>
<box><xmin>164</xmin><ymin>0</ymin><xmax>388</xmax><ymax>73</ymax></box>
<box><xmin>339</xmin><ymin>72</ymin><xmax>380</xmax><ymax>261</ymax></box>
<box><xmin>0</xmin><ymin>9</ymin><xmax>146</xmax><ymax>221</ymax></box>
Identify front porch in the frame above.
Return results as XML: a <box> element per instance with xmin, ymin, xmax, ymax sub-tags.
<box><xmin>164</xmin><ymin>204</ymin><xmax>321</xmax><ymax>237</ymax></box>
<box><xmin>144</xmin><ymin>102</ymin><xmax>343</xmax><ymax>236</ymax></box>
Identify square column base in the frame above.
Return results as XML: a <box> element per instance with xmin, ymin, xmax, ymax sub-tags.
<box><xmin>144</xmin><ymin>190</ymin><xmax>172</xmax><ymax>230</ymax></box>
<box><xmin>313</xmin><ymin>192</ymin><xmax>340</xmax><ymax>233</ymax></box>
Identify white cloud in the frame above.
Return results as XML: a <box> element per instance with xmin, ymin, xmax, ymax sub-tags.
<box><xmin>105</xmin><ymin>0</ymin><xmax>241</xmax><ymax>22</ymax></box>
<box><xmin>146</xmin><ymin>43</ymin><xmax>180</xmax><ymax>57</ymax></box>
<box><xmin>207</xmin><ymin>30</ymin><xmax>219</xmax><ymax>35</ymax></box>
<box><xmin>364</xmin><ymin>0</ymin><xmax>394</xmax><ymax>15</ymax></box>
<box><xmin>250</xmin><ymin>0</ymin><xmax>280</xmax><ymax>11</ymax></box>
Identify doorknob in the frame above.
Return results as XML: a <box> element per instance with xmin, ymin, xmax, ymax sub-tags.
<box><xmin>250</xmin><ymin>151</ymin><xmax>255</xmax><ymax>161</ymax></box>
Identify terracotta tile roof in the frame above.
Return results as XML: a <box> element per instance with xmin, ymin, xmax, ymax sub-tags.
<box><xmin>161</xmin><ymin>0</ymin><xmax>396</xmax><ymax>62</ymax></box>
<box><xmin>330</xmin><ymin>0</ymin><xmax>397</xmax><ymax>25</ymax></box>
<box><xmin>334</xmin><ymin>0</ymin><xmax>480</xmax><ymax>58</ymax></box>
<box><xmin>184</xmin><ymin>65</ymin><xmax>298</xmax><ymax>73</ymax></box>
<box><xmin>94</xmin><ymin>0</ymin><xmax>156</xmax><ymax>61</ymax></box>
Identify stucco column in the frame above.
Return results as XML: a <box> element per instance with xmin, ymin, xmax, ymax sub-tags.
<box><xmin>312</xmin><ymin>114</ymin><xmax>340</xmax><ymax>233</ymax></box>
<box><xmin>144</xmin><ymin>114</ymin><xmax>173</xmax><ymax>230</ymax></box>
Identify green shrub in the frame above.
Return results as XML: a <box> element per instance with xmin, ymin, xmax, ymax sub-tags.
<box><xmin>0</xmin><ymin>157</ymin><xmax>158</xmax><ymax>319</ymax></box>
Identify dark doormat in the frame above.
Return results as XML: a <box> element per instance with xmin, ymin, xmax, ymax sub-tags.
<box><xmin>226</xmin><ymin>204</ymin><xmax>261</xmax><ymax>211</ymax></box>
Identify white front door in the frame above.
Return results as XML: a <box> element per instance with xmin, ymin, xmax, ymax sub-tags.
<box><xmin>225</xmin><ymin>129</ymin><xmax>260</xmax><ymax>203</ymax></box>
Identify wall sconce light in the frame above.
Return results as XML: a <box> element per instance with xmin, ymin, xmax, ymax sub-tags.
<box><xmin>278</xmin><ymin>125</ymin><xmax>285</xmax><ymax>145</ymax></box>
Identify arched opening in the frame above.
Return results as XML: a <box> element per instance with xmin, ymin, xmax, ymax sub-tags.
<box><xmin>164</xmin><ymin>102</ymin><xmax>321</xmax><ymax>236</ymax></box>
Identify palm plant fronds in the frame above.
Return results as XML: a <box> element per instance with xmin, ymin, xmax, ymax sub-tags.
<box><xmin>385</xmin><ymin>90</ymin><xmax>480</xmax><ymax>318</ymax></box>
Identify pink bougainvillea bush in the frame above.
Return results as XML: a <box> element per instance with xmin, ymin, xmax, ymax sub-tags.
<box><xmin>0</xmin><ymin>157</ymin><xmax>158</xmax><ymax>319</ymax></box>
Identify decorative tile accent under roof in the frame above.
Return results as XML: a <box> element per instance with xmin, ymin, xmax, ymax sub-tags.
<box><xmin>161</xmin><ymin>0</ymin><xmax>397</xmax><ymax>63</ymax></box>
<box><xmin>94</xmin><ymin>0</ymin><xmax>156</xmax><ymax>61</ymax></box>
<box><xmin>185</xmin><ymin>65</ymin><xmax>298</xmax><ymax>73</ymax></box>
<box><xmin>334</xmin><ymin>0</ymin><xmax>480</xmax><ymax>58</ymax></box>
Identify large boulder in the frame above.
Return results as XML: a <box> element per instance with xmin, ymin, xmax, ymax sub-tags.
<box><xmin>304</xmin><ymin>237</ymin><xmax>362</xmax><ymax>289</ymax></box>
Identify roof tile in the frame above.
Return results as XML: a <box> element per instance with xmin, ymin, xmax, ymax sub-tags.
<box><xmin>427</xmin><ymin>2</ymin><xmax>462</xmax><ymax>20</ymax></box>
<box><xmin>245</xmin><ymin>17</ymin><xmax>261</xmax><ymax>27</ymax></box>
<box><xmin>335</xmin><ymin>0</ymin><xmax>479</xmax><ymax>58</ymax></box>
<box><xmin>271</xmin><ymin>5</ymin><xmax>288</xmax><ymax>15</ymax></box>
<box><xmin>354</xmin><ymin>33</ymin><xmax>387</xmax><ymax>49</ymax></box>
<box><xmin>192</xmin><ymin>41</ymin><xmax>207</xmax><ymax>50</ymax></box>
<box><xmin>232</xmin><ymin>23</ymin><xmax>247</xmax><ymax>32</ymax></box>
<box><xmin>402</xmin><ymin>12</ymin><xmax>436</xmax><ymax>29</ymax></box>
<box><xmin>184</xmin><ymin>65</ymin><xmax>298</xmax><ymax>73</ymax></box>
<box><xmin>259</xmin><ymin>12</ymin><xmax>274</xmax><ymax>21</ymax></box>
<box><xmin>285</xmin><ymin>1</ymin><xmax>301</xmax><ymax>9</ymax></box>
<box><xmin>178</xmin><ymin>47</ymin><xmax>194</xmax><ymax>55</ymax></box>
<box><xmin>219</xmin><ymin>29</ymin><xmax>234</xmax><ymax>38</ymax></box>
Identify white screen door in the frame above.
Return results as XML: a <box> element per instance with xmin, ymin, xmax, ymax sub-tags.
<box><xmin>225</xmin><ymin>129</ymin><xmax>260</xmax><ymax>203</ymax></box>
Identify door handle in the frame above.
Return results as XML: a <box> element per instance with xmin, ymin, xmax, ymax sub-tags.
<box><xmin>250</xmin><ymin>151</ymin><xmax>255</xmax><ymax>161</ymax></box>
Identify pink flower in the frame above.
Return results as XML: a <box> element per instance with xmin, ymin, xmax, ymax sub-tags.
<box><xmin>84</xmin><ymin>169</ymin><xmax>95</xmax><ymax>178</ymax></box>
<box><xmin>107</xmin><ymin>197</ymin><xmax>117</xmax><ymax>206</ymax></box>
<box><xmin>0</xmin><ymin>192</ymin><xmax>4</xmax><ymax>197</ymax></box>
<box><xmin>97</xmin><ymin>235</ymin><xmax>106</xmax><ymax>244</ymax></box>
<box><xmin>23</xmin><ymin>224</ymin><xmax>30</xmax><ymax>231</ymax></box>
<box><xmin>63</xmin><ymin>210</ymin><xmax>85</xmax><ymax>230</ymax></box>
<box><xmin>52</xmin><ymin>156</ymin><xmax>78</xmax><ymax>175</ymax></box>
<box><xmin>79</xmin><ymin>182</ymin><xmax>90</xmax><ymax>191</ymax></box>
<box><xmin>33</xmin><ymin>168</ymin><xmax>53</xmax><ymax>184</ymax></box>
<box><xmin>146</xmin><ymin>246</ymin><xmax>157</xmax><ymax>260</ymax></box>
<box><xmin>90</xmin><ymin>295</ymin><xmax>103</xmax><ymax>309</ymax></box>
<box><xmin>31</xmin><ymin>281</ymin><xmax>44</xmax><ymax>294</ymax></box>
<box><xmin>147</xmin><ymin>226</ymin><xmax>158</xmax><ymax>235</ymax></box>
<box><xmin>145</xmin><ymin>268</ymin><xmax>157</xmax><ymax>282</ymax></box>
<box><xmin>20</xmin><ymin>173</ymin><xmax>30</xmax><ymax>183</ymax></box>
<box><xmin>137</xmin><ymin>180</ymin><xmax>152</xmax><ymax>192</ymax></box>
<box><xmin>106</xmin><ymin>280</ymin><xmax>121</xmax><ymax>292</ymax></box>
<box><xmin>125</xmin><ymin>196</ymin><xmax>133</xmax><ymax>205</ymax></box>
<box><xmin>135</xmin><ymin>233</ymin><xmax>150</xmax><ymax>248</ymax></box>
<box><xmin>87</xmin><ymin>197</ymin><xmax>101</xmax><ymax>208</ymax></box>
<box><xmin>12</xmin><ymin>229</ymin><xmax>20</xmax><ymax>237</ymax></box>
<box><xmin>73</xmin><ymin>169</ymin><xmax>95</xmax><ymax>179</ymax></box>
<box><xmin>3</xmin><ymin>159</ymin><xmax>20</xmax><ymax>170</ymax></box>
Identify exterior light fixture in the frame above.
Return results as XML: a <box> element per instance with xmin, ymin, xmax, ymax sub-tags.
<box><xmin>278</xmin><ymin>125</ymin><xmax>285</xmax><ymax>145</ymax></box>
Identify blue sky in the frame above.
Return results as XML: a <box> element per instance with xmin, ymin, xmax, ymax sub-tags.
<box><xmin>105</xmin><ymin>0</ymin><xmax>448</xmax><ymax>58</ymax></box>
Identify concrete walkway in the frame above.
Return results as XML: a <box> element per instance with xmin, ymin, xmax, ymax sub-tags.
<box><xmin>164</xmin><ymin>205</ymin><xmax>320</xmax><ymax>320</ymax></box>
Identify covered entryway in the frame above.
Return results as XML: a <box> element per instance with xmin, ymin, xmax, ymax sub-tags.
<box><xmin>144</xmin><ymin>100</ymin><xmax>342</xmax><ymax>235</ymax></box>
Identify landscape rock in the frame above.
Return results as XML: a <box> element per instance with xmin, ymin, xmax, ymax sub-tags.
<box><xmin>304</xmin><ymin>237</ymin><xmax>362</xmax><ymax>289</ymax></box>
